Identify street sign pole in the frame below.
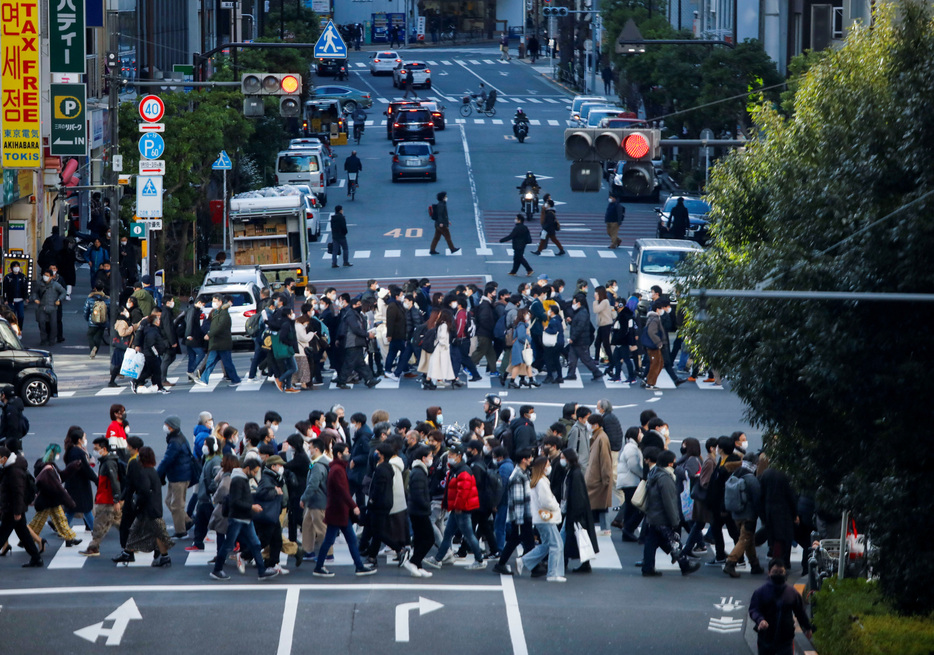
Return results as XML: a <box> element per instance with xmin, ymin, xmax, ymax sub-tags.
<box><xmin>222</xmin><ymin>168</ymin><xmax>227</xmax><ymax>255</ymax></box>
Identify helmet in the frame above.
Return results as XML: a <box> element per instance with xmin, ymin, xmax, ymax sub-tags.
<box><xmin>517</xmin><ymin>107</ymin><xmax>524</xmax><ymax>114</ymax></box>
<box><xmin>484</xmin><ymin>393</ymin><xmax>501</xmax><ymax>409</ymax></box>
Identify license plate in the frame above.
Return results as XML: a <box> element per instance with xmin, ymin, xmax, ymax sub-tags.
<box><xmin>406</xmin><ymin>160</ymin><xmax>420</xmax><ymax>166</ymax></box>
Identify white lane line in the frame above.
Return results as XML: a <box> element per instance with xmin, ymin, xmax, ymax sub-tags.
<box><xmin>0</xmin><ymin>583</ymin><xmax>503</xmax><ymax>596</ymax></box>
<box><xmin>547</xmin><ymin>119</ymin><xmax>559</xmax><ymax>126</ymax></box>
<box><xmin>354</xmin><ymin>250</ymin><xmax>371</xmax><ymax>259</ymax></box>
<box><xmin>276</xmin><ymin>587</ymin><xmax>301</xmax><ymax>655</ymax></box>
<box><xmin>560</xmin><ymin>377</ymin><xmax>584</xmax><ymax>389</ymax></box>
<box><xmin>455</xmin><ymin>60</ymin><xmax>504</xmax><ymax>96</ymax></box>
<box><xmin>385</xmin><ymin>249</ymin><xmax>401</xmax><ymax>257</ymax></box>
<box><xmin>590</xmin><ymin>534</ymin><xmax>623</xmax><ymax>569</ymax></box>
<box><xmin>597</xmin><ymin>250</ymin><xmax>617</xmax><ymax>258</ymax></box>
<box><xmin>500</xmin><ymin>575</ymin><xmax>529</xmax><ymax>655</ymax></box>
<box><xmin>364</xmin><ymin>120</ymin><xmax>374</xmax><ymax>126</ymax></box>
<box><xmin>459</xmin><ymin>123</ymin><xmax>486</xmax><ymax>249</ymax></box>
<box><xmin>476</xmin><ymin>247</ymin><xmax>493</xmax><ymax>255</ymax></box>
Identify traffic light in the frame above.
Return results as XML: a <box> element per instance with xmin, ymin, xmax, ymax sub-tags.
<box><xmin>279</xmin><ymin>96</ymin><xmax>301</xmax><ymax>117</ymax></box>
<box><xmin>241</xmin><ymin>73</ymin><xmax>303</xmax><ymax>96</ymax></box>
<box><xmin>564</xmin><ymin>127</ymin><xmax>661</xmax><ymax>194</ymax></box>
<box><xmin>542</xmin><ymin>6</ymin><xmax>569</xmax><ymax>16</ymax></box>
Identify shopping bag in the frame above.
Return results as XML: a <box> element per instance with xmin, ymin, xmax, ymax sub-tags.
<box><xmin>119</xmin><ymin>349</ymin><xmax>145</xmax><ymax>379</ymax></box>
<box><xmin>521</xmin><ymin>343</ymin><xmax>534</xmax><ymax>367</ymax></box>
<box><xmin>631</xmin><ymin>479</ymin><xmax>648</xmax><ymax>511</ymax></box>
<box><xmin>680</xmin><ymin>484</ymin><xmax>694</xmax><ymax>518</ymax></box>
<box><xmin>575</xmin><ymin>523</ymin><xmax>596</xmax><ymax>563</ymax></box>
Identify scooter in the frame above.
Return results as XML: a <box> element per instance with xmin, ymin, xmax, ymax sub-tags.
<box><xmin>513</xmin><ymin>120</ymin><xmax>529</xmax><ymax>143</ymax></box>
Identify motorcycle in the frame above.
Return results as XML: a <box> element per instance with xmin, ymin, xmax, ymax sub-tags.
<box><xmin>72</xmin><ymin>230</ymin><xmax>96</xmax><ymax>264</ymax></box>
<box><xmin>519</xmin><ymin>186</ymin><xmax>539</xmax><ymax>222</ymax></box>
<box><xmin>513</xmin><ymin>120</ymin><xmax>529</xmax><ymax>143</ymax></box>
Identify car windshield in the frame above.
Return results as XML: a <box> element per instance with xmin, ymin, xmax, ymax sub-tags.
<box><xmin>278</xmin><ymin>156</ymin><xmax>319</xmax><ymax>173</ymax></box>
<box><xmin>398</xmin><ymin>112</ymin><xmax>429</xmax><ymax>123</ymax></box>
<box><xmin>197</xmin><ymin>292</ymin><xmax>254</xmax><ymax>308</ymax></box>
<box><xmin>379</xmin><ymin>52</ymin><xmax>395</xmax><ymax>58</ymax></box>
<box><xmin>398</xmin><ymin>144</ymin><xmax>430</xmax><ymax>156</ymax></box>
<box><xmin>0</xmin><ymin>322</ymin><xmax>23</xmax><ymax>350</ymax></box>
<box><xmin>406</xmin><ymin>63</ymin><xmax>426</xmax><ymax>69</ymax></box>
<box><xmin>640</xmin><ymin>250</ymin><xmax>693</xmax><ymax>275</ymax></box>
<box><xmin>665</xmin><ymin>198</ymin><xmax>710</xmax><ymax>215</ymax></box>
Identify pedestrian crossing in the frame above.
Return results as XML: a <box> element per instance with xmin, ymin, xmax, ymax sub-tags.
<box><xmin>8</xmin><ymin>523</ymin><xmax>799</xmax><ymax>574</ymax></box>
<box><xmin>85</xmin><ymin>367</ymin><xmax>721</xmax><ymax>399</ymax></box>
<box><xmin>315</xmin><ymin>246</ymin><xmax>626</xmax><ymax>260</ymax></box>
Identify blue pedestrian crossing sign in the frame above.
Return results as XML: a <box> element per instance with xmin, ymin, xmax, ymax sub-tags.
<box><xmin>141</xmin><ymin>178</ymin><xmax>158</xmax><ymax>196</ymax></box>
<box><xmin>315</xmin><ymin>21</ymin><xmax>347</xmax><ymax>59</ymax></box>
<box><xmin>212</xmin><ymin>150</ymin><xmax>232</xmax><ymax>170</ymax></box>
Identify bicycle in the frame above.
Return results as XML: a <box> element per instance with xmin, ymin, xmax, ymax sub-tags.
<box><xmin>353</xmin><ymin>122</ymin><xmax>364</xmax><ymax>145</ymax></box>
<box><xmin>459</xmin><ymin>91</ymin><xmax>497</xmax><ymax>117</ymax></box>
<box><xmin>440</xmin><ymin>25</ymin><xmax>457</xmax><ymax>44</ymax></box>
<box><xmin>347</xmin><ymin>172</ymin><xmax>359</xmax><ymax>200</ymax></box>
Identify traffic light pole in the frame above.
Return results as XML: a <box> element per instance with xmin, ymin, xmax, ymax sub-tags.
<box><xmin>107</xmin><ymin>9</ymin><xmax>122</xmax><ymax>330</ymax></box>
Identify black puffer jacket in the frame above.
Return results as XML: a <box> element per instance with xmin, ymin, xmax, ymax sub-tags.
<box><xmin>407</xmin><ymin>460</ymin><xmax>431</xmax><ymax>517</ymax></box>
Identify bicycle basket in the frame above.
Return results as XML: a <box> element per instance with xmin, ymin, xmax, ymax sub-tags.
<box><xmin>462</xmin><ymin>95</ymin><xmax>470</xmax><ymax>105</ymax></box>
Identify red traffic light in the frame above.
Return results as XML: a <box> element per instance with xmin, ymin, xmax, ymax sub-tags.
<box><xmin>623</xmin><ymin>133</ymin><xmax>650</xmax><ymax>159</ymax></box>
<box><xmin>281</xmin><ymin>75</ymin><xmax>300</xmax><ymax>95</ymax></box>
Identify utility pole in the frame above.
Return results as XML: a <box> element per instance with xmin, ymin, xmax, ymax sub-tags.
<box><xmin>106</xmin><ymin>10</ymin><xmax>122</xmax><ymax>330</ymax></box>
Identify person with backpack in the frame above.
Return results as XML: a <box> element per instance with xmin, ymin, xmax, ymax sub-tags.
<box><xmin>566</xmin><ymin>293</ymin><xmax>604</xmax><ymax>382</ymax></box>
<box><xmin>82</xmin><ymin>282</ymin><xmax>110</xmax><ymax>359</ymax></box>
<box><xmin>428</xmin><ymin>192</ymin><xmax>459</xmax><ymax>255</ymax></box>
<box><xmin>451</xmin><ymin>296</ymin><xmax>482</xmax><ymax>382</ymax></box>
<box><xmin>245</xmin><ymin>288</ymin><xmax>273</xmax><ymax>382</ymax></box>
<box><xmin>185</xmin><ymin>437</ymin><xmax>222</xmax><ymax>554</ymax></box>
<box><xmin>457</xmin><ymin>440</ymin><xmax>500</xmax><ymax>560</ymax></box>
<box><xmin>706</xmin><ymin>436</ymin><xmax>742</xmax><ymax>567</ymax></box>
<box><xmin>0</xmin><ymin>446</ymin><xmax>44</xmax><ymax>568</ymax></box>
<box><xmin>723</xmin><ymin>452</ymin><xmax>764</xmax><ymax>578</ymax></box>
<box><xmin>641</xmin><ymin>449</ymin><xmax>701</xmax><ymax>577</ymax></box>
<box><xmin>78</xmin><ymin>438</ymin><xmax>124</xmax><ymax>557</ymax></box>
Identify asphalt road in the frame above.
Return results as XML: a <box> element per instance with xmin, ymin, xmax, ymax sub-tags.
<box><xmin>1</xmin><ymin>45</ymin><xmax>781</xmax><ymax>655</ymax></box>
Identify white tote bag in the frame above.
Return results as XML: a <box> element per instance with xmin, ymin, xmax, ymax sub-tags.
<box><xmin>575</xmin><ymin>523</ymin><xmax>597</xmax><ymax>563</ymax></box>
<box><xmin>119</xmin><ymin>349</ymin><xmax>145</xmax><ymax>379</ymax></box>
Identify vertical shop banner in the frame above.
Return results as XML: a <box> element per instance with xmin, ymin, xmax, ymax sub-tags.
<box><xmin>0</xmin><ymin>0</ymin><xmax>42</xmax><ymax>168</ymax></box>
<box><xmin>48</xmin><ymin>0</ymin><xmax>86</xmax><ymax>73</ymax></box>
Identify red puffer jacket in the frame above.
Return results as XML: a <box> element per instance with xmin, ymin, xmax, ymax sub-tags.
<box><xmin>445</xmin><ymin>463</ymin><xmax>479</xmax><ymax>512</ymax></box>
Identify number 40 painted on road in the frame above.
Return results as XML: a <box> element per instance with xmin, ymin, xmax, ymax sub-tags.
<box><xmin>384</xmin><ymin>228</ymin><xmax>423</xmax><ymax>238</ymax></box>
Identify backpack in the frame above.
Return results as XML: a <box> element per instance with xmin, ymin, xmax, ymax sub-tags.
<box><xmin>91</xmin><ymin>298</ymin><xmax>108</xmax><ymax>324</ymax></box>
<box><xmin>23</xmin><ymin>471</ymin><xmax>38</xmax><ymax>506</ymax></box>
<box><xmin>483</xmin><ymin>465</ymin><xmax>504</xmax><ymax>511</ymax></box>
<box><xmin>416</xmin><ymin>325</ymin><xmax>437</xmax><ymax>353</ymax></box>
<box><xmin>245</xmin><ymin>311</ymin><xmax>263</xmax><ymax>338</ymax></box>
<box><xmin>504</xmin><ymin>326</ymin><xmax>515</xmax><ymax>347</ymax></box>
<box><xmin>723</xmin><ymin>473</ymin><xmax>749</xmax><ymax>514</ymax></box>
<box><xmin>428</xmin><ymin>204</ymin><xmax>436</xmax><ymax>220</ymax></box>
<box><xmin>493</xmin><ymin>313</ymin><xmax>507</xmax><ymax>340</ymax></box>
<box><xmin>21</xmin><ymin>414</ymin><xmax>29</xmax><ymax>435</ymax></box>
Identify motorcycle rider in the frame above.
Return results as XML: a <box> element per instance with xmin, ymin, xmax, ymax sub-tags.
<box><xmin>344</xmin><ymin>150</ymin><xmax>363</xmax><ymax>195</ymax></box>
<box><xmin>519</xmin><ymin>171</ymin><xmax>540</xmax><ymax>196</ymax></box>
<box><xmin>513</xmin><ymin>108</ymin><xmax>530</xmax><ymax>138</ymax></box>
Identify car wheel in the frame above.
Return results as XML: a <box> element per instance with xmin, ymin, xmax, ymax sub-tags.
<box><xmin>21</xmin><ymin>376</ymin><xmax>51</xmax><ymax>407</ymax></box>
<box><xmin>430</xmin><ymin>174</ymin><xmax>437</xmax><ymax>182</ymax></box>
<box><xmin>426</xmin><ymin>80</ymin><xmax>432</xmax><ymax>89</ymax></box>
<box><xmin>392</xmin><ymin>175</ymin><xmax>399</xmax><ymax>183</ymax></box>
<box><xmin>344</xmin><ymin>100</ymin><xmax>357</xmax><ymax>113</ymax></box>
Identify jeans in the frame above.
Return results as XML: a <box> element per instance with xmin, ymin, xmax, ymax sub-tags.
<box><xmin>682</xmin><ymin>519</ymin><xmax>706</xmax><ymax>556</ymax></box>
<box><xmin>435</xmin><ymin>511</ymin><xmax>483</xmax><ymax>562</ymax></box>
<box><xmin>213</xmin><ymin>520</ymin><xmax>267</xmax><ymax>575</ymax></box>
<box><xmin>384</xmin><ymin>339</ymin><xmax>405</xmax><ymax>373</ymax></box>
<box><xmin>247</xmin><ymin>335</ymin><xmax>265</xmax><ymax>378</ymax></box>
<box><xmin>521</xmin><ymin>523</ymin><xmax>564</xmax><ymax>578</ymax></box>
<box><xmin>201</xmin><ymin>349</ymin><xmax>241</xmax><ymax>384</ymax></box>
<box><xmin>65</xmin><ymin>508</ymin><xmax>94</xmax><ymax>531</ymax></box>
<box><xmin>187</xmin><ymin>345</ymin><xmax>206</xmax><ymax>374</ymax></box>
<box><xmin>450</xmin><ymin>338</ymin><xmax>479</xmax><ymax>378</ymax></box>
<box><xmin>278</xmin><ymin>356</ymin><xmax>297</xmax><ymax>388</ymax></box>
<box><xmin>393</xmin><ymin>343</ymin><xmax>421</xmax><ymax>376</ymax></box>
<box><xmin>11</xmin><ymin>300</ymin><xmax>24</xmax><ymax>328</ymax></box>
<box><xmin>493</xmin><ymin>507</ymin><xmax>508</xmax><ymax>552</ymax></box>
<box><xmin>331</xmin><ymin>236</ymin><xmax>350</xmax><ymax>266</ymax></box>
<box><xmin>498</xmin><ymin>519</ymin><xmax>534</xmax><ymax>566</ymax></box>
<box><xmin>315</xmin><ymin>523</ymin><xmax>368</xmax><ymax>571</ymax></box>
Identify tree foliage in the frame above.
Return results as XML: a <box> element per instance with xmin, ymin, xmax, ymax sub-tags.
<box><xmin>678</xmin><ymin>2</ymin><xmax>934</xmax><ymax>614</ymax></box>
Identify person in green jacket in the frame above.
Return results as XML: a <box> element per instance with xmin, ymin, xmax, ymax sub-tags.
<box><xmin>131</xmin><ymin>282</ymin><xmax>155</xmax><ymax>317</ymax></box>
<box><xmin>194</xmin><ymin>295</ymin><xmax>241</xmax><ymax>386</ymax></box>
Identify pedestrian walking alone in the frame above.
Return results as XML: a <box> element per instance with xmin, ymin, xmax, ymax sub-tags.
<box><xmin>429</xmin><ymin>192</ymin><xmax>459</xmax><ymax>255</ymax></box>
<box><xmin>499</xmin><ymin>215</ymin><xmax>533</xmax><ymax>277</ymax></box>
<box><xmin>330</xmin><ymin>206</ymin><xmax>352</xmax><ymax>268</ymax></box>
<box><xmin>604</xmin><ymin>195</ymin><xmax>624</xmax><ymax>249</ymax></box>
<box><xmin>531</xmin><ymin>201</ymin><xmax>565</xmax><ymax>255</ymax></box>
<box><xmin>403</xmin><ymin>67</ymin><xmax>417</xmax><ymax>98</ymax></box>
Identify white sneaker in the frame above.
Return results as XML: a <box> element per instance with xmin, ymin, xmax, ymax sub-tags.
<box><xmin>193</xmin><ymin>377</ymin><xmax>208</xmax><ymax>387</ymax></box>
<box><xmin>403</xmin><ymin>560</ymin><xmax>419</xmax><ymax>576</ymax></box>
<box><xmin>417</xmin><ymin>568</ymin><xmax>433</xmax><ymax>578</ymax></box>
<box><xmin>274</xmin><ymin>565</ymin><xmax>289</xmax><ymax>575</ymax></box>
<box><xmin>236</xmin><ymin>554</ymin><xmax>245</xmax><ymax>575</ymax></box>
<box><xmin>546</xmin><ymin>576</ymin><xmax>567</xmax><ymax>583</ymax></box>
<box><xmin>515</xmin><ymin>557</ymin><xmax>524</xmax><ymax>576</ymax></box>
<box><xmin>422</xmin><ymin>556</ymin><xmax>442</xmax><ymax>569</ymax></box>
<box><xmin>465</xmin><ymin>560</ymin><xmax>487</xmax><ymax>571</ymax></box>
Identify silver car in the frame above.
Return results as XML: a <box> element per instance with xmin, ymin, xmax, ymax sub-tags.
<box><xmin>390</xmin><ymin>142</ymin><xmax>437</xmax><ymax>182</ymax></box>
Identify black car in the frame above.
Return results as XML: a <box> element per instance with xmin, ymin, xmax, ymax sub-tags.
<box><xmin>391</xmin><ymin>108</ymin><xmax>435</xmax><ymax>145</ymax></box>
<box><xmin>384</xmin><ymin>100</ymin><xmax>421</xmax><ymax>139</ymax></box>
<box><xmin>0</xmin><ymin>318</ymin><xmax>58</xmax><ymax>406</ymax></box>
<box><xmin>315</xmin><ymin>57</ymin><xmax>348</xmax><ymax>77</ymax></box>
<box><xmin>655</xmin><ymin>195</ymin><xmax>711</xmax><ymax>246</ymax></box>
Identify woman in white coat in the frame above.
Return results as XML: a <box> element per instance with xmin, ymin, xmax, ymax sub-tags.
<box><xmin>612</xmin><ymin>426</ymin><xmax>644</xmax><ymax>541</ymax></box>
<box><xmin>419</xmin><ymin>311</ymin><xmax>461</xmax><ymax>390</ymax></box>
<box><xmin>516</xmin><ymin>456</ymin><xmax>565</xmax><ymax>582</ymax></box>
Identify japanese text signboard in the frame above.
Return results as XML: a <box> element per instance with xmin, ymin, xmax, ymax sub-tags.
<box><xmin>1</xmin><ymin>0</ymin><xmax>42</xmax><ymax>168</ymax></box>
<box><xmin>48</xmin><ymin>0</ymin><xmax>85</xmax><ymax>73</ymax></box>
<box><xmin>50</xmin><ymin>83</ymin><xmax>87</xmax><ymax>156</ymax></box>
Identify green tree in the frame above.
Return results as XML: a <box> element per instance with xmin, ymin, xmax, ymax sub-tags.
<box><xmin>678</xmin><ymin>2</ymin><xmax>934</xmax><ymax>614</ymax></box>
<box><xmin>119</xmin><ymin>89</ymin><xmax>255</xmax><ymax>280</ymax></box>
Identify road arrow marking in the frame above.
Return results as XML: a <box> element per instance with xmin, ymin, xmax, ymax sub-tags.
<box><xmin>74</xmin><ymin>598</ymin><xmax>142</xmax><ymax>646</ymax></box>
<box><xmin>714</xmin><ymin>596</ymin><xmax>744</xmax><ymax>612</ymax></box>
<box><xmin>395</xmin><ymin>597</ymin><xmax>444</xmax><ymax>642</ymax></box>
<box><xmin>707</xmin><ymin>616</ymin><xmax>743</xmax><ymax>634</ymax></box>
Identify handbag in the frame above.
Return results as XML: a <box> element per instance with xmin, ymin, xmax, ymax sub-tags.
<box><xmin>119</xmin><ymin>349</ymin><xmax>145</xmax><ymax>379</ymax></box>
<box><xmin>631</xmin><ymin>478</ymin><xmax>648</xmax><ymax>512</ymax></box>
<box><xmin>521</xmin><ymin>342</ymin><xmax>534</xmax><ymax>367</ymax></box>
<box><xmin>538</xmin><ymin>509</ymin><xmax>553</xmax><ymax>521</ymax></box>
<box><xmin>326</xmin><ymin>234</ymin><xmax>333</xmax><ymax>254</ymax></box>
<box><xmin>680</xmin><ymin>482</ymin><xmax>694</xmax><ymax>518</ymax></box>
<box><xmin>542</xmin><ymin>330</ymin><xmax>558</xmax><ymax>347</ymax></box>
<box><xmin>271</xmin><ymin>332</ymin><xmax>296</xmax><ymax>359</ymax></box>
<box><xmin>539</xmin><ymin>229</ymin><xmax>548</xmax><ymax>240</ymax></box>
<box><xmin>575</xmin><ymin>522</ymin><xmax>597</xmax><ymax>563</ymax></box>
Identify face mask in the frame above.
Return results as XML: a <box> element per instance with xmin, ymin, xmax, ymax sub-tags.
<box><xmin>121</xmin><ymin>241</ymin><xmax>128</xmax><ymax>247</ymax></box>
<box><xmin>425</xmin><ymin>457</ymin><xmax>433</xmax><ymax>468</ymax></box>
<box><xmin>529</xmin><ymin>413</ymin><xmax>537</xmax><ymax>423</ymax></box>
<box><xmin>572</xmin><ymin>304</ymin><xmax>580</xmax><ymax>311</ymax></box>
<box><xmin>213</xmin><ymin>301</ymin><xmax>221</xmax><ymax>309</ymax></box>
<box><xmin>163</xmin><ymin>425</ymin><xmax>170</xmax><ymax>434</ymax></box>
<box><xmin>482</xmin><ymin>445</ymin><xmax>491</xmax><ymax>455</ymax></box>
<box><xmin>559</xmin><ymin>458</ymin><xmax>568</xmax><ymax>467</ymax></box>
<box><xmin>661</xmin><ymin>427</ymin><xmax>669</xmax><ymax>438</ymax></box>
<box><xmin>318</xmin><ymin>303</ymin><xmax>327</xmax><ymax>312</ymax></box>
<box><xmin>403</xmin><ymin>302</ymin><xmax>412</xmax><ymax>310</ymax></box>
<box><xmin>770</xmin><ymin>573</ymin><xmax>786</xmax><ymax>585</ymax></box>
<box><xmin>42</xmin><ymin>275</ymin><xmax>50</xmax><ymax>282</ymax></box>
<box><xmin>12</xmin><ymin>267</ymin><xmax>19</xmax><ymax>273</ymax></box>
<box><xmin>435</xmin><ymin>414</ymin><xmax>443</xmax><ymax>424</ymax></box>
<box><xmin>545</xmin><ymin>465</ymin><xmax>552</xmax><ymax>476</ymax></box>
<box><xmin>202</xmin><ymin>445</ymin><xmax>211</xmax><ymax>456</ymax></box>
<box><xmin>55</xmin><ymin>454</ymin><xmax>60</xmax><ymax>461</ymax></box>
<box><xmin>167</xmin><ymin>301</ymin><xmax>174</xmax><ymax>308</ymax></box>
<box><xmin>450</xmin><ymin>303</ymin><xmax>458</xmax><ymax>309</ymax></box>
<box><xmin>740</xmin><ymin>440</ymin><xmax>748</xmax><ymax>450</ymax></box>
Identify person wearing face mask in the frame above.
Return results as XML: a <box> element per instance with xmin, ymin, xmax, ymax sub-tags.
<box><xmin>405</xmin><ymin>446</ymin><xmax>435</xmax><ymax>577</ymax></box>
<box><xmin>133</xmin><ymin>310</ymin><xmax>170</xmax><ymax>394</ymax></box>
<box><xmin>514</xmin><ymin>456</ymin><xmax>565</xmax><ymax>582</ymax></box>
<box><xmin>561</xmin><ymin>448</ymin><xmax>599</xmax><ymax>573</ymax></box>
<box><xmin>118</xmin><ymin>237</ymin><xmax>139</xmax><ymax>288</ymax></box>
<box><xmin>83</xmin><ymin>282</ymin><xmax>110</xmax><ymax>359</ymax></box>
<box><xmin>31</xmin><ymin>268</ymin><xmax>66</xmax><ymax>346</ymax></box>
<box><xmin>732</xmin><ymin>430</ymin><xmax>749</xmax><ymax>456</ymax></box>
<box><xmin>3</xmin><ymin>260</ymin><xmax>28</xmax><ymax>328</ymax></box>
<box><xmin>194</xmin><ymin>294</ymin><xmax>242</xmax><ymax>388</ymax></box>
<box><xmin>641</xmin><ymin>449</ymin><xmax>701</xmax><ymax>577</ymax></box>
<box><xmin>722</xmin><ymin>452</ymin><xmax>764</xmax><ymax>578</ymax></box>
<box><xmin>299</xmin><ymin>437</ymin><xmax>329</xmax><ymax>564</ymax></box>
<box><xmin>565</xmin><ymin>293</ymin><xmax>604</xmax><ymax>383</ymax></box>
<box><xmin>335</xmin><ymin>297</ymin><xmax>380</xmax><ymax>389</ymax></box>
<box><xmin>273</xmin><ymin>306</ymin><xmax>301</xmax><ymax>393</ymax></box>
<box><xmin>0</xmin><ymin>445</ymin><xmax>45</xmax><ymax>568</ymax></box>
<box><xmin>0</xmin><ymin>386</ymin><xmax>26</xmax><ymax>450</ymax></box>
<box><xmin>61</xmin><ymin>427</ymin><xmax>98</xmax><ymax>532</ymax></box>
<box><xmin>584</xmin><ymin>414</ymin><xmax>613</xmax><ymax>536</ymax></box>
<box><xmin>423</xmin><ymin>444</ymin><xmax>486</xmax><ymax>571</ymax></box>
<box><xmin>186</xmin><ymin>437</ymin><xmax>222</xmax><ymax>553</ymax></box>
<box><xmin>78</xmin><ymin>438</ymin><xmax>124</xmax><ymax>557</ymax></box>
<box><xmin>508</xmin><ymin>405</ymin><xmax>537</xmax><ymax>461</ymax></box>
<box><xmin>641</xmin><ymin>298</ymin><xmax>667</xmax><ymax>390</ymax></box>
<box><xmin>156</xmin><ymin>416</ymin><xmax>196</xmax><ymax>539</ymax></box>
<box><xmin>706</xmin><ymin>436</ymin><xmax>742</xmax><ymax>567</ymax></box>
<box><xmin>158</xmin><ymin>297</ymin><xmax>180</xmax><ymax>387</ymax></box>
<box><xmin>23</xmin><ymin>441</ymin><xmax>80</xmax><ymax>551</ymax></box>
<box><xmin>252</xmin><ymin>455</ymin><xmax>289</xmax><ymax>575</ymax></box>
<box><xmin>389</xmin><ymin>293</ymin><xmax>424</xmax><ymax>380</ymax></box>
<box><xmin>455</xmin><ymin>440</ymin><xmax>499</xmax><ymax>561</ymax></box>
<box><xmin>749</xmin><ymin>559</ymin><xmax>812</xmax><ymax>653</ymax></box>
<box><xmin>192</xmin><ymin>412</ymin><xmax>214</xmax><ymax>461</ymax></box>
<box><xmin>109</xmin><ymin>299</ymin><xmax>138</xmax><ymax>388</ymax></box>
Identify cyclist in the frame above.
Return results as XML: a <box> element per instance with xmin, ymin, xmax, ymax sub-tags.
<box><xmin>474</xmin><ymin>83</ymin><xmax>487</xmax><ymax>109</ymax></box>
<box><xmin>344</xmin><ymin>150</ymin><xmax>363</xmax><ymax>197</ymax></box>
<box><xmin>351</xmin><ymin>107</ymin><xmax>367</xmax><ymax>143</ymax></box>
<box><xmin>512</xmin><ymin>107</ymin><xmax>530</xmax><ymax>137</ymax></box>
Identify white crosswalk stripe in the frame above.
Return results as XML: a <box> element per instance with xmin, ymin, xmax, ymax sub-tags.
<box><xmin>355</xmin><ymin>62</ymin><xmax>366</xmax><ymax>68</ymax></box>
<box><xmin>469</xmin><ymin>59</ymin><xmax>481</xmax><ymax>65</ymax></box>
<box><xmin>426</xmin><ymin>60</ymin><xmax>437</xmax><ymax>65</ymax></box>
<box><xmin>547</xmin><ymin>119</ymin><xmax>560</xmax><ymax>126</ymax></box>
<box><xmin>543</xmin><ymin>98</ymin><xmax>559</xmax><ymax>104</ymax></box>
<box><xmin>525</xmin><ymin>97</ymin><xmax>542</xmax><ymax>103</ymax></box>
<box><xmin>453</xmin><ymin>59</ymin><xmax>466</xmax><ymax>65</ymax></box>
<box><xmin>492</xmin><ymin>119</ymin><xmax>503</xmax><ymax>124</ymax></box>
<box><xmin>441</xmin><ymin>60</ymin><xmax>452</xmax><ymax>65</ymax></box>
<box><xmin>483</xmin><ymin>59</ymin><xmax>496</xmax><ymax>65</ymax></box>
<box><xmin>529</xmin><ymin>119</ymin><xmax>541</xmax><ymax>126</ymax></box>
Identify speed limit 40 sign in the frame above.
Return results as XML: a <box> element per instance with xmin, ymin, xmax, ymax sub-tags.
<box><xmin>138</xmin><ymin>95</ymin><xmax>165</xmax><ymax>123</ymax></box>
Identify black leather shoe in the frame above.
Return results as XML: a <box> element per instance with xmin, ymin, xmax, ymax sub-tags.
<box><xmin>22</xmin><ymin>557</ymin><xmax>44</xmax><ymax>568</ymax></box>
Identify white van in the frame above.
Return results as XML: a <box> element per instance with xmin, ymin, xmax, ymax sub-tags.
<box><xmin>276</xmin><ymin>150</ymin><xmax>328</xmax><ymax>206</ymax></box>
<box><xmin>629</xmin><ymin>238</ymin><xmax>703</xmax><ymax>313</ymax></box>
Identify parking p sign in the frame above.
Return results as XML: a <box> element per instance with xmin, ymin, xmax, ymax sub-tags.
<box><xmin>138</xmin><ymin>133</ymin><xmax>165</xmax><ymax>160</ymax></box>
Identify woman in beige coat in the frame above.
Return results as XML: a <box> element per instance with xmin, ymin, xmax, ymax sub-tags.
<box><xmin>584</xmin><ymin>413</ymin><xmax>613</xmax><ymax>535</ymax></box>
<box><xmin>417</xmin><ymin>310</ymin><xmax>460</xmax><ymax>390</ymax></box>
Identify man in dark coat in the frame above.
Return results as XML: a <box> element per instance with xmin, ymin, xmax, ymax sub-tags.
<box><xmin>335</xmin><ymin>297</ymin><xmax>379</xmax><ymax>389</ymax></box>
<box><xmin>0</xmin><ymin>446</ymin><xmax>43</xmax><ymax>567</ymax></box>
<box><xmin>499</xmin><ymin>215</ymin><xmax>533</xmax><ymax>276</ymax></box>
<box><xmin>749</xmin><ymin>559</ymin><xmax>812</xmax><ymax>654</ymax></box>
<box><xmin>642</xmin><ymin>450</ymin><xmax>700</xmax><ymax>577</ymax></box>
<box><xmin>0</xmin><ymin>386</ymin><xmax>26</xmax><ymax>449</ymax></box>
<box><xmin>508</xmin><ymin>406</ymin><xmax>537</xmax><ymax>461</ymax></box>
<box><xmin>566</xmin><ymin>294</ymin><xmax>603</xmax><ymax>381</ymax></box>
<box><xmin>330</xmin><ymin>206</ymin><xmax>352</xmax><ymax>268</ymax></box>
<box><xmin>383</xmin><ymin>286</ymin><xmax>407</xmax><ymax>377</ymax></box>
<box><xmin>668</xmin><ymin>197</ymin><xmax>690</xmax><ymax>239</ymax></box>
<box><xmin>429</xmin><ymin>192</ymin><xmax>459</xmax><ymax>255</ymax></box>
<box><xmin>758</xmin><ymin>462</ymin><xmax>798</xmax><ymax>573</ymax></box>
<box><xmin>604</xmin><ymin>195</ymin><xmax>624</xmax><ymax>249</ymax></box>
<box><xmin>156</xmin><ymin>415</ymin><xmax>194</xmax><ymax>538</ymax></box>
